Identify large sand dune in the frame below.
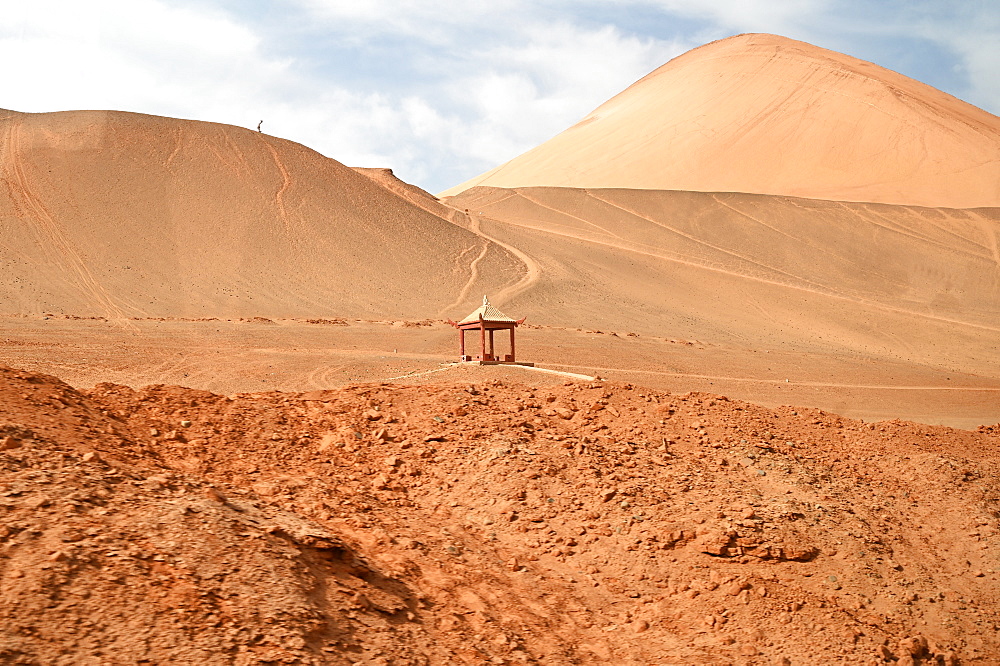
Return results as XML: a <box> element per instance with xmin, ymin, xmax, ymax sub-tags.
<box><xmin>0</xmin><ymin>109</ymin><xmax>522</xmax><ymax>319</ymax></box>
<box><xmin>441</xmin><ymin>34</ymin><xmax>1000</xmax><ymax>208</ymax></box>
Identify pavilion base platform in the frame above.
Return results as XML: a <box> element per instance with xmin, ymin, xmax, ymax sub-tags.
<box><xmin>474</xmin><ymin>360</ymin><xmax>535</xmax><ymax>367</ymax></box>
<box><xmin>460</xmin><ymin>352</ymin><xmax>532</xmax><ymax>365</ymax></box>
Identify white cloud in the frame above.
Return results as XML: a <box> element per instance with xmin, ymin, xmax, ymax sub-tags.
<box><xmin>906</xmin><ymin>4</ymin><xmax>1000</xmax><ymax>114</ymax></box>
<box><xmin>0</xmin><ymin>0</ymin><xmax>288</xmax><ymax>121</ymax></box>
<box><xmin>254</xmin><ymin>2</ymin><xmax>688</xmax><ymax>188</ymax></box>
<box><xmin>434</xmin><ymin>21</ymin><xmax>685</xmax><ymax>163</ymax></box>
<box><xmin>0</xmin><ymin>0</ymin><xmax>995</xmax><ymax>194</ymax></box>
<box><xmin>295</xmin><ymin>0</ymin><xmax>530</xmax><ymax>43</ymax></box>
<box><xmin>0</xmin><ymin>0</ymin><xmax>688</xmax><ymax>190</ymax></box>
<box><xmin>635</xmin><ymin>0</ymin><xmax>830</xmax><ymax>34</ymax></box>
<box><xmin>955</xmin><ymin>39</ymin><xmax>1000</xmax><ymax>113</ymax></box>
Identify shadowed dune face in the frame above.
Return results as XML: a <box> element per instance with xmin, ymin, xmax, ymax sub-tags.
<box><xmin>0</xmin><ymin>110</ymin><xmax>524</xmax><ymax>319</ymax></box>
<box><xmin>441</xmin><ymin>34</ymin><xmax>1000</xmax><ymax>208</ymax></box>
<box><xmin>449</xmin><ymin>186</ymin><xmax>1000</xmax><ymax>378</ymax></box>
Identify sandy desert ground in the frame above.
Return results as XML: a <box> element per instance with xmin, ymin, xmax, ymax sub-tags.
<box><xmin>3</xmin><ymin>315</ymin><xmax>1000</xmax><ymax>430</ymax></box>
<box><xmin>2</xmin><ymin>32</ymin><xmax>1000</xmax><ymax>664</ymax></box>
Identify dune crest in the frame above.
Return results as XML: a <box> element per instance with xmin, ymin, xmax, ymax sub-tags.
<box><xmin>442</xmin><ymin>34</ymin><xmax>1000</xmax><ymax>208</ymax></box>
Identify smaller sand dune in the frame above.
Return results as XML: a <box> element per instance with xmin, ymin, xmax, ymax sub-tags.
<box><xmin>0</xmin><ymin>110</ymin><xmax>524</xmax><ymax>319</ymax></box>
<box><xmin>449</xmin><ymin>186</ymin><xmax>1000</xmax><ymax>380</ymax></box>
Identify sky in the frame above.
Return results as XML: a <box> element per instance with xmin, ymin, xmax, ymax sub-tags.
<box><xmin>3</xmin><ymin>0</ymin><xmax>998</xmax><ymax>193</ymax></box>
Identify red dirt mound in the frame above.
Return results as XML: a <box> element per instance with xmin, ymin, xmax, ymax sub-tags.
<box><xmin>1</xmin><ymin>364</ymin><xmax>998</xmax><ymax>663</ymax></box>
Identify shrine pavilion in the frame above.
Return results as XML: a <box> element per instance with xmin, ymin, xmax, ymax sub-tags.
<box><xmin>448</xmin><ymin>296</ymin><xmax>532</xmax><ymax>365</ymax></box>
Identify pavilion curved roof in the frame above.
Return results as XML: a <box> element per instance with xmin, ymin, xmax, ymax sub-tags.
<box><xmin>459</xmin><ymin>296</ymin><xmax>517</xmax><ymax>324</ymax></box>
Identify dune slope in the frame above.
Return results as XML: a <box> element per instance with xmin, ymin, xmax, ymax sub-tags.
<box><xmin>0</xmin><ymin>110</ymin><xmax>522</xmax><ymax>319</ymax></box>
<box><xmin>448</xmin><ymin>186</ymin><xmax>1000</xmax><ymax>380</ymax></box>
<box><xmin>441</xmin><ymin>34</ymin><xmax>1000</xmax><ymax>208</ymax></box>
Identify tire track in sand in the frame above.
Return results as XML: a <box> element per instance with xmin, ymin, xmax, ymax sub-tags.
<box><xmin>464</xmin><ymin>210</ymin><xmax>541</xmax><ymax>307</ymax></box>
<box><xmin>439</xmin><ymin>240</ymin><xmax>490</xmax><ymax>315</ymax></box>
<box><xmin>544</xmin><ymin>361</ymin><xmax>1000</xmax><ymax>391</ymax></box>
<box><xmin>261</xmin><ymin>137</ymin><xmax>293</xmax><ymax>234</ymax></box>
<box><xmin>982</xmin><ymin>217</ymin><xmax>1000</xmax><ymax>270</ymax></box>
<box><xmin>2</xmin><ymin>119</ymin><xmax>140</xmax><ymax>324</ymax></box>
<box><xmin>435</xmin><ymin>201</ymin><xmax>541</xmax><ymax>313</ymax></box>
<box><xmin>488</xmin><ymin>214</ymin><xmax>1000</xmax><ymax>333</ymax></box>
<box><xmin>588</xmin><ymin>190</ymin><xmax>854</xmax><ymax>293</ymax></box>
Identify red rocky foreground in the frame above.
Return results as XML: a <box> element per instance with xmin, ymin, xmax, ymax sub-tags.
<box><xmin>0</xmin><ymin>365</ymin><xmax>998</xmax><ymax>664</ymax></box>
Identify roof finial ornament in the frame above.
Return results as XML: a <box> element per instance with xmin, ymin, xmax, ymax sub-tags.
<box><xmin>483</xmin><ymin>295</ymin><xmax>489</xmax><ymax>306</ymax></box>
